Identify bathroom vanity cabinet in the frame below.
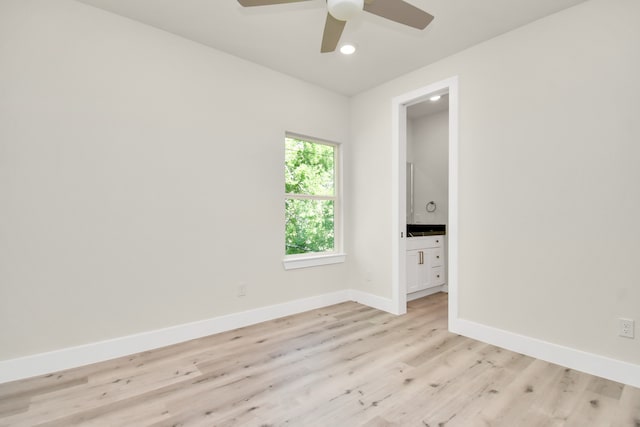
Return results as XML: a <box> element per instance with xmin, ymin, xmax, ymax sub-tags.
<box><xmin>406</xmin><ymin>235</ymin><xmax>445</xmax><ymax>294</ymax></box>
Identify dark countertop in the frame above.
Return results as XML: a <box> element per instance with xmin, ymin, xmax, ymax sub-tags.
<box><xmin>407</xmin><ymin>224</ymin><xmax>446</xmax><ymax>237</ymax></box>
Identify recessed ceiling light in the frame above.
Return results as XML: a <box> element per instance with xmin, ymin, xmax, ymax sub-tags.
<box><xmin>340</xmin><ymin>44</ymin><xmax>356</xmax><ymax>55</ymax></box>
<box><xmin>429</xmin><ymin>95</ymin><xmax>441</xmax><ymax>102</ymax></box>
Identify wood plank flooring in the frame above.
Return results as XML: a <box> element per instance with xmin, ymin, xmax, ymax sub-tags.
<box><xmin>1</xmin><ymin>292</ymin><xmax>639</xmax><ymax>426</ymax></box>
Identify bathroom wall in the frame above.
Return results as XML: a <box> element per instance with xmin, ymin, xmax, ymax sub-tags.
<box><xmin>408</xmin><ymin>110</ymin><xmax>449</xmax><ymax>225</ymax></box>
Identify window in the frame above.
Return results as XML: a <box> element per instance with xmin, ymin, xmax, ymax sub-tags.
<box><xmin>284</xmin><ymin>134</ymin><xmax>344</xmax><ymax>269</ymax></box>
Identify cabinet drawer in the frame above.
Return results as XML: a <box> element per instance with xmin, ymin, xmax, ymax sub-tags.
<box><xmin>429</xmin><ymin>248</ymin><xmax>444</xmax><ymax>267</ymax></box>
<box><xmin>406</xmin><ymin>235</ymin><xmax>444</xmax><ymax>250</ymax></box>
<box><xmin>430</xmin><ymin>266</ymin><xmax>445</xmax><ymax>286</ymax></box>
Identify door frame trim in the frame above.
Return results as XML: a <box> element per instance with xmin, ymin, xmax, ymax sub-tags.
<box><xmin>390</xmin><ymin>76</ymin><xmax>459</xmax><ymax>327</ymax></box>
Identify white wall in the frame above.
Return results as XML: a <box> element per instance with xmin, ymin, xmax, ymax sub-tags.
<box><xmin>408</xmin><ymin>111</ymin><xmax>449</xmax><ymax>225</ymax></box>
<box><xmin>348</xmin><ymin>0</ymin><xmax>640</xmax><ymax>366</ymax></box>
<box><xmin>0</xmin><ymin>0</ymin><xmax>349</xmax><ymax>360</ymax></box>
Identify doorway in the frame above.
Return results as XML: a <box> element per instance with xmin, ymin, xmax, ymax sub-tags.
<box><xmin>391</xmin><ymin>77</ymin><xmax>459</xmax><ymax>329</ymax></box>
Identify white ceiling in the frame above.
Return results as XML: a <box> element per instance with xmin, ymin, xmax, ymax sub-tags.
<box><xmin>76</xmin><ymin>0</ymin><xmax>587</xmax><ymax>96</ymax></box>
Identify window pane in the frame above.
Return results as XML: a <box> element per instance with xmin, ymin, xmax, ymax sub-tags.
<box><xmin>285</xmin><ymin>137</ymin><xmax>334</xmax><ymax>196</ymax></box>
<box><xmin>285</xmin><ymin>198</ymin><xmax>334</xmax><ymax>255</ymax></box>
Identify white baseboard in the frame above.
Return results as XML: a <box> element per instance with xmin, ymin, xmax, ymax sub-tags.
<box><xmin>0</xmin><ymin>290</ymin><xmax>351</xmax><ymax>384</ymax></box>
<box><xmin>0</xmin><ymin>289</ymin><xmax>396</xmax><ymax>385</ymax></box>
<box><xmin>11</xmin><ymin>292</ymin><xmax>636</xmax><ymax>390</ymax></box>
<box><xmin>407</xmin><ymin>285</ymin><xmax>445</xmax><ymax>301</ymax></box>
<box><xmin>349</xmin><ymin>289</ymin><xmax>395</xmax><ymax>313</ymax></box>
<box><xmin>451</xmin><ymin>318</ymin><xmax>640</xmax><ymax>389</ymax></box>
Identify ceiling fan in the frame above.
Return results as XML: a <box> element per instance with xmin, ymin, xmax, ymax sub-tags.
<box><xmin>237</xmin><ymin>0</ymin><xmax>434</xmax><ymax>53</ymax></box>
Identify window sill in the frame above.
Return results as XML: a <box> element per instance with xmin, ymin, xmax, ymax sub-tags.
<box><xmin>283</xmin><ymin>253</ymin><xmax>346</xmax><ymax>270</ymax></box>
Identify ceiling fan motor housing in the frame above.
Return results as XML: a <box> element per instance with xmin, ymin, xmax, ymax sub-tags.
<box><xmin>327</xmin><ymin>0</ymin><xmax>364</xmax><ymax>21</ymax></box>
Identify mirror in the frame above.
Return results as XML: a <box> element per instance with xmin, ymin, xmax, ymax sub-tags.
<box><xmin>406</xmin><ymin>162</ymin><xmax>414</xmax><ymax>224</ymax></box>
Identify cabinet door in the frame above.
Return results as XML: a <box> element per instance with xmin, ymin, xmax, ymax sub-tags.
<box><xmin>406</xmin><ymin>249</ymin><xmax>421</xmax><ymax>293</ymax></box>
<box><xmin>407</xmin><ymin>249</ymin><xmax>430</xmax><ymax>293</ymax></box>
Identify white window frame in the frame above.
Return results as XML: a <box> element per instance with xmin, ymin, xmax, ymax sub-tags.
<box><xmin>283</xmin><ymin>133</ymin><xmax>345</xmax><ymax>270</ymax></box>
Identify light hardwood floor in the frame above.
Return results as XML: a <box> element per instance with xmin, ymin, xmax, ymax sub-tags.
<box><xmin>1</xmin><ymin>292</ymin><xmax>639</xmax><ymax>426</ymax></box>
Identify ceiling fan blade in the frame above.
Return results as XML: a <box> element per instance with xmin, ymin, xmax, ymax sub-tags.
<box><xmin>238</xmin><ymin>0</ymin><xmax>311</xmax><ymax>6</ymax></box>
<box><xmin>320</xmin><ymin>12</ymin><xmax>346</xmax><ymax>53</ymax></box>
<box><xmin>364</xmin><ymin>0</ymin><xmax>434</xmax><ymax>30</ymax></box>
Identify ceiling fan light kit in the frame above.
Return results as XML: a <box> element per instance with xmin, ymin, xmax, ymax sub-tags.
<box><xmin>327</xmin><ymin>0</ymin><xmax>363</xmax><ymax>21</ymax></box>
<box><xmin>237</xmin><ymin>0</ymin><xmax>434</xmax><ymax>53</ymax></box>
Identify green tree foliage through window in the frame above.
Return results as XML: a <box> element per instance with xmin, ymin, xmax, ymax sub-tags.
<box><xmin>285</xmin><ymin>137</ymin><xmax>336</xmax><ymax>255</ymax></box>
